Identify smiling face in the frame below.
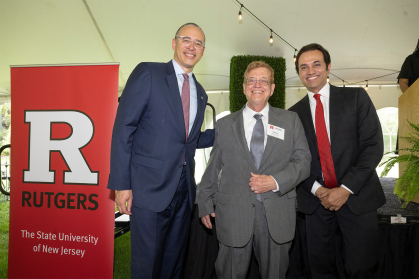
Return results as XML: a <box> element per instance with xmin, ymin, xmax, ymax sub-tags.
<box><xmin>243</xmin><ymin>67</ymin><xmax>275</xmax><ymax>112</ymax></box>
<box><xmin>298</xmin><ymin>50</ymin><xmax>331</xmax><ymax>93</ymax></box>
<box><xmin>172</xmin><ymin>25</ymin><xmax>205</xmax><ymax>74</ymax></box>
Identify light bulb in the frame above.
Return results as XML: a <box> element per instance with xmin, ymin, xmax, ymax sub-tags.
<box><xmin>269</xmin><ymin>35</ymin><xmax>273</xmax><ymax>44</ymax></box>
<box><xmin>238</xmin><ymin>11</ymin><xmax>242</xmax><ymax>20</ymax></box>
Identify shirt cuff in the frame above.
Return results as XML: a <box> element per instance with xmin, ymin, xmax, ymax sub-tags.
<box><xmin>271</xmin><ymin>176</ymin><xmax>280</xmax><ymax>192</ymax></box>
<box><xmin>340</xmin><ymin>184</ymin><xmax>354</xmax><ymax>194</ymax></box>
<box><xmin>311</xmin><ymin>181</ymin><xmax>323</xmax><ymax>196</ymax></box>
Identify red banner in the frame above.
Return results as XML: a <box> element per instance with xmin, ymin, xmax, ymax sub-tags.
<box><xmin>8</xmin><ymin>64</ymin><xmax>119</xmax><ymax>278</ymax></box>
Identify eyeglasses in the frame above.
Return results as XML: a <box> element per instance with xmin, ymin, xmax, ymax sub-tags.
<box><xmin>246</xmin><ymin>78</ymin><xmax>270</xmax><ymax>86</ymax></box>
<box><xmin>177</xmin><ymin>36</ymin><xmax>205</xmax><ymax>49</ymax></box>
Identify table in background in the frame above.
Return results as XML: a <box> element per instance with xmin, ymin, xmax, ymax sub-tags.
<box><xmin>183</xmin><ymin>206</ymin><xmax>419</xmax><ymax>279</ymax></box>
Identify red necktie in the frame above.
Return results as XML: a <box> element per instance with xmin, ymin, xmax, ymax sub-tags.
<box><xmin>314</xmin><ymin>94</ymin><xmax>338</xmax><ymax>188</ymax></box>
<box><xmin>181</xmin><ymin>74</ymin><xmax>190</xmax><ymax>140</ymax></box>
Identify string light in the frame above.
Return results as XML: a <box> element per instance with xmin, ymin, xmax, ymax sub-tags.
<box><xmin>235</xmin><ymin>0</ymin><xmax>400</xmax><ymax>87</ymax></box>
<box><xmin>327</xmin><ymin>76</ymin><xmax>330</xmax><ymax>83</ymax></box>
<box><xmin>329</xmin><ymin>72</ymin><xmax>399</xmax><ymax>88</ymax></box>
<box><xmin>235</xmin><ymin>0</ymin><xmax>296</xmax><ymax>50</ymax></box>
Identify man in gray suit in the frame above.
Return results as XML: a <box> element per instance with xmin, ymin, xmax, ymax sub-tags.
<box><xmin>198</xmin><ymin>61</ymin><xmax>311</xmax><ymax>279</ymax></box>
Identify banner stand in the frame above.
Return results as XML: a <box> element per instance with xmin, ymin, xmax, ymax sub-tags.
<box><xmin>8</xmin><ymin>63</ymin><xmax>119</xmax><ymax>279</ymax></box>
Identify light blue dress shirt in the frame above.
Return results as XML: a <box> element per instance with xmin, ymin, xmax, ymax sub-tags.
<box><xmin>172</xmin><ymin>59</ymin><xmax>198</xmax><ymax>135</ymax></box>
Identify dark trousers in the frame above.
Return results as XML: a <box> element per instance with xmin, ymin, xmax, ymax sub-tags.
<box><xmin>305</xmin><ymin>204</ymin><xmax>379</xmax><ymax>279</ymax></box>
<box><xmin>130</xmin><ymin>167</ymin><xmax>191</xmax><ymax>279</ymax></box>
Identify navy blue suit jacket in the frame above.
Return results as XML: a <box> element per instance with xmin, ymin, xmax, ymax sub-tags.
<box><xmin>108</xmin><ymin>61</ymin><xmax>214</xmax><ymax>212</ymax></box>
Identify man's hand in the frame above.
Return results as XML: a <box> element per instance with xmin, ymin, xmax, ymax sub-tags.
<box><xmin>201</xmin><ymin>213</ymin><xmax>216</xmax><ymax>229</ymax></box>
<box><xmin>315</xmin><ymin>187</ymin><xmax>330</xmax><ymax>202</ymax></box>
<box><xmin>115</xmin><ymin>190</ymin><xmax>133</xmax><ymax>215</ymax></box>
<box><xmin>249</xmin><ymin>173</ymin><xmax>277</xmax><ymax>194</ymax></box>
<box><xmin>319</xmin><ymin>187</ymin><xmax>350</xmax><ymax>211</ymax></box>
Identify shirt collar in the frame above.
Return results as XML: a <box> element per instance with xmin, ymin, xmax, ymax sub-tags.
<box><xmin>172</xmin><ymin>59</ymin><xmax>193</xmax><ymax>78</ymax></box>
<box><xmin>307</xmin><ymin>82</ymin><xmax>330</xmax><ymax>100</ymax></box>
<box><xmin>244</xmin><ymin>102</ymin><xmax>270</xmax><ymax>119</ymax></box>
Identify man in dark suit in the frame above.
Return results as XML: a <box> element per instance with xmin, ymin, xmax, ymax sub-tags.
<box><xmin>107</xmin><ymin>23</ymin><xmax>214</xmax><ymax>279</ymax></box>
<box><xmin>198</xmin><ymin>61</ymin><xmax>311</xmax><ymax>278</ymax></box>
<box><xmin>289</xmin><ymin>43</ymin><xmax>386</xmax><ymax>278</ymax></box>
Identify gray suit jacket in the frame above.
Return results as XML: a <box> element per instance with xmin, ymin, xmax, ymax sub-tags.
<box><xmin>198</xmin><ymin>105</ymin><xmax>311</xmax><ymax>247</ymax></box>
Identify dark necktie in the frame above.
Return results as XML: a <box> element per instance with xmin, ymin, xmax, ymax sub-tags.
<box><xmin>314</xmin><ymin>94</ymin><xmax>338</xmax><ymax>188</ymax></box>
<box><xmin>250</xmin><ymin>114</ymin><xmax>264</xmax><ymax>202</ymax></box>
<box><xmin>181</xmin><ymin>74</ymin><xmax>190</xmax><ymax>140</ymax></box>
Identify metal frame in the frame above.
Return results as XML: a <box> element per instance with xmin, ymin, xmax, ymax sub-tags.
<box><xmin>0</xmin><ymin>144</ymin><xmax>11</xmax><ymax>196</ymax></box>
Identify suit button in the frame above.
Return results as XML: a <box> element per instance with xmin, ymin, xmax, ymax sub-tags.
<box><xmin>251</xmin><ymin>204</ymin><xmax>255</xmax><ymax>207</ymax></box>
<box><xmin>179</xmin><ymin>164</ymin><xmax>182</xmax><ymax>168</ymax></box>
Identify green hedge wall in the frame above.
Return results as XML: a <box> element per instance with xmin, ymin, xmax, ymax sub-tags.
<box><xmin>229</xmin><ymin>55</ymin><xmax>286</xmax><ymax>113</ymax></box>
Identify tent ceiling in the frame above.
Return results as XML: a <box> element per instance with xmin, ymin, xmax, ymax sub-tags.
<box><xmin>1</xmin><ymin>0</ymin><xmax>418</xmax><ymax>102</ymax></box>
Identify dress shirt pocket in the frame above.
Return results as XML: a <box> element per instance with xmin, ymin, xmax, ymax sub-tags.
<box><xmin>131</xmin><ymin>153</ymin><xmax>163</xmax><ymax>169</ymax></box>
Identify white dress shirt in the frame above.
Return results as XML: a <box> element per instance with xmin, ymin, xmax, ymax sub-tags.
<box><xmin>307</xmin><ymin>83</ymin><xmax>353</xmax><ymax>195</ymax></box>
<box><xmin>243</xmin><ymin>103</ymin><xmax>279</xmax><ymax>192</ymax></box>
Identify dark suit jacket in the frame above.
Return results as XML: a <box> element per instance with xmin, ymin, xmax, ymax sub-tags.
<box><xmin>289</xmin><ymin>85</ymin><xmax>386</xmax><ymax>215</ymax></box>
<box><xmin>107</xmin><ymin>61</ymin><xmax>214</xmax><ymax>212</ymax></box>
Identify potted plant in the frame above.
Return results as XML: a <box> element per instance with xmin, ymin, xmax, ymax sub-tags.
<box><xmin>380</xmin><ymin>120</ymin><xmax>419</xmax><ymax>207</ymax></box>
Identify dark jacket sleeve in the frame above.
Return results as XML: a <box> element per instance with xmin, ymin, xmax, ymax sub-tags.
<box><xmin>339</xmin><ymin>89</ymin><xmax>384</xmax><ymax>194</ymax></box>
<box><xmin>107</xmin><ymin>63</ymin><xmax>151</xmax><ymax>190</ymax></box>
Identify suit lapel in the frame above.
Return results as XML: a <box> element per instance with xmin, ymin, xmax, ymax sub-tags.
<box><xmin>166</xmin><ymin>62</ymin><xmax>187</xmax><ymax>137</ymax></box>
<box><xmin>232</xmin><ymin>111</ymin><xmax>257</xmax><ymax>172</ymax></box>
<box><xmin>329</xmin><ymin>85</ymin><xmax>345</xmax><ymax>146</ymax></box>
<box><xmin>259</xmin><ymin>105</ymin><xmax>280</xmax><ymax>170</ymax></box>
<box><xmin>188</xmin><ymin>74</ymin><xmax>205</xmax><ymax>141</ymax></box>
<box><xmin>298</xmin><ymin>95</ymin><xmax>319</xmax><ymax>156</ymax></box>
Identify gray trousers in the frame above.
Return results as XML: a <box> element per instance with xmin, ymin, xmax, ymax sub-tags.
<box><xmin>215</xmin><ymin>201</ymin><xmax>292</xmax><ymax>279</ymax></box>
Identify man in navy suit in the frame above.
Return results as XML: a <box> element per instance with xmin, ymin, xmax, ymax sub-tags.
<box><xmin>289</xmin><ymin>43</ymin><xmax>386</xmax><ymax>278</ymax></box>
<box><xmin>107</xmin><ymin>23</ymin><xmax>214</xmax><ymax>279</ymax></box>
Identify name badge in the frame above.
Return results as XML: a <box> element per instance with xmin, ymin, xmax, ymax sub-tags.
<box><xmin>267</xmin><ymin>124</ymin><xmax>284</xmax><ymax>140</ymax></box>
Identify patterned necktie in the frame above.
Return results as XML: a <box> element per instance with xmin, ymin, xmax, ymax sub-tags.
<box><xmin>250</xmin><ymin>114</ymin><xmax>264</xmax><ymax>202</ymax></box>
<box><xmin>181</xmin><ymin>74</ymin><xmax>190</xmax><ymax>140</ymax></box>
<box><xmin>314</xmin><ymin>94</ymin><xmax>338</xmax><ymax>188</ymax></box>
